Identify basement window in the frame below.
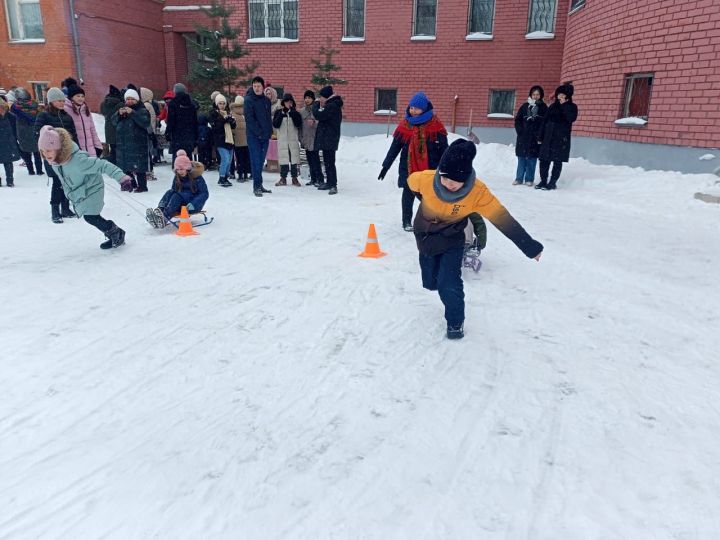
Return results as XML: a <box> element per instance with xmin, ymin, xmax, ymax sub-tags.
<box><xmin>488</xmin><ymin>90</ymin><xmax>515</xmax><ymax>117</ymax></box>
<box><xmin>616</xmin><ymin>73</ymin><xmax>653</xmax><ymax>126</ymax></box>
<box><xmin>374</xmin><ymin>88</ymin><xmax>397</xmax><ymax>115</ymax></box>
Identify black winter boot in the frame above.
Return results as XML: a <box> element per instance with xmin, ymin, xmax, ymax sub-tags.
<box><xmin>51</xmin><ymin>204</ymin><xmax>63</xmax><ymax>224</ymax></box>
<box><xmin>447</xmin><ymin>323</ymin><xmax>465</xmax><ymax>340</ymax></box>
<box><xmin>60</xmin><ymin>200</ymin><xmax>76</xmax><ymax>218</ymax></box>
<box><xmin>100</xmin><ymin>221</ymin><xmax>125</xmax><ymax>249</ymax></box>
<box><xmin>535</xmin><ymin>180</ymin><xmax>548</xmax><ymax>190</ymax></box>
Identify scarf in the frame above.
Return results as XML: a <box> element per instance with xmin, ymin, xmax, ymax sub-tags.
<box><xmin>12</xmin><ymin>98</ymin><xmax>40</xmax><ymax>121</ymax></box>
<box><xmin>406</xmin><ymin>109</ymin><xmax>434</xmax><ymax>126</ymax></box>
<box><xmin>218</xmin><ymin>109</ymin><xmax>234</xmax><ymax>145</ymax></box>
<box><xmin>432</xmin><ymin>169</ymin><xmax>475</xmax><ymax>203</ymax></box>
<box><xmin>393</xmin><ymin>115</ymin><xmax>448</xmax><ymax>174</ymax></box>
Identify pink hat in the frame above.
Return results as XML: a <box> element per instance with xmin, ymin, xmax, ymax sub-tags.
<box><xmin>38</xmin><ymin>125</ymin><xmax>62</xmax><ymax>150</ymax></box>
<box><xmin>174</xmin><ymin>149</ymin><xmax>192</xmax><ymax>171</ymax></box>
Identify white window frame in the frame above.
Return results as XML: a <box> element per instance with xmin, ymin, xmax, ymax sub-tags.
<box><xmin>526</xmin><ymin>0</ymin><xmax>557</xmax><ymax>37</ymax></box>
<box><xmin>569</xmin><ymin>0</ymin><xmax>586</xmax><ymax>14</ymax></box>
<box><xmin>247</xmin><ymin>0</ymin><xmax>299</xmax><ymax>43</ymax></box>
<box><xmin>617</xmin><ymin>73</ymin><xmax>654</xmax><ymax>123</ymax></box>
<box><xmin>29</xmin><ymin>80</ymin><xmax>48</xmax><ymax>102</ymax></box>
<box><xmin>412</xmin><ymin>0</ymin><xmax>438</xmax><ymax>39</ymax></box>
<box><xmin>467</xmin><ymin>0</ymin><xmax>495</xmax><ymax>39</ymax></box>
<box><xmin>342</xmin><ymin>0</ymin><xmax>365</xmax><ymax>41</ymax></box>
<box><xmin>5</xmin><ymin>0</ymin><xmax>45</xmax><ymax>42</ymax></box>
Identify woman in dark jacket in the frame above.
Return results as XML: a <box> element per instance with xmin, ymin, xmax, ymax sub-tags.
<box><xmin>536</xmin><ymin>84</ymin><xmax>578</xmax><ymax>190</ymax></box>
<box><xmin>100</xmin><ymin>85</ymin><xmax>124</xmax><ymax>164</ymax></box>
<box><xmin>208</xmin><ymin>93</ymin><xmax>237</xmax><ymax>187</ymax></box>
<box><xmin>312</xmin><ymin>85</ymin><xmax>344</xmax><ymax>195</ymax></box>
<box><xmin>514</xmin><ymin>85</ymin><xmax>548</xmax><ymax>186</ymax></box>
<box><xmin>10</xmin><ymin>87</ymin><xmax>44</xmax><ymax>175</ymax></box>
<box><xmin>112</xmin><ymin>89</ymin><xmax>151</xmax><ymax>192</ymax></box>
<box><xmin>0</xmin><ymin>100</ymin><xmax>21</xmax><ymax>186</ymax></box>
<box><xmin>165</xmin><ymin>85</ymin><xmax>199</xmax><ymax>165</ymax></box>
<box><xmin>34</xmin><ymin>87</ymin><xmax>78</xmax><ymax>223</ymax></box>
<box><xmin>379</xmin><ymin>92</ymin><xmax>449</xmax><ymax>230</ymax></box>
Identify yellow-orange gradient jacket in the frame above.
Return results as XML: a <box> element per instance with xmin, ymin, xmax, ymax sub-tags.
<box><xmin>408</xmin><ymin>169</ymin><xmax>543</xmax><ymax>257</ymax></box>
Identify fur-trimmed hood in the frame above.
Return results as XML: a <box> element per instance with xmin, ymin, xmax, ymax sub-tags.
<box><xmin>53</xmin><ymin>127</ymin><xmax>78</xmax><ymax>165</ymax></box>
<box><xmin>230</xmin><ymin>101</ymin><xmax>244</xmax><ymax>114</ymax></box>
<box><xmin>189</xmin><ymin>160</ymin><xmax>205</xmax><ymax>179</ymax></box>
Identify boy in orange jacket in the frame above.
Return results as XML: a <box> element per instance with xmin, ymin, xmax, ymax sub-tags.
<box><xmin>408</xmin><ymin>139</ymin><xmax>543</xmax><ymax>339</ymax></box>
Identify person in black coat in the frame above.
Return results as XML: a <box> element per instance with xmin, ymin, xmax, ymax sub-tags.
<box><xmin>165</xmin><ymin>83</ymin><xmax>199</xmax><ymax>166</ymax></box>
<box><xmin>380</xmin><ymin>91</ymin><xmax>449</xmax><ymax>230</ymax></box>
<box><xmin>514</xmin><ymin>85</ymin><xmax>548</xmax><ymax>186</ymax></box>
<box><xmin>208</xmin><ymin>93</ymin><xmax>237</xmax><ymax>187</ymax></box>
<box><xmin>536</xmin><ymin>84</ymin><xmax>578</xmax><ymax>190</ymax></box>
<box><xmin>312</xmin><ymin>85</ymin><xmax>344</xmax><ymax>195</ymax></box>
<box><xmin>112</xmin><ymin>89</ymin><xmax>151</xmax><ymax>192</ymax></box>
<box><xmin>100</xmin><ymin>85</ymin><xmax>123</xmax><ymax>164</ymax></box>
<box><xmin>34</xmin><ymin>87</ymin><xmax>79</xmax><ymax>223</ymax></box>
<box><xmin>244</xmin><ymin>76</ymin><xmax>274</xmax><ymax>196</ymax></box>
<box><xmin>0</xmin><ymin>100</ymin><xmax>21</xmax><ymax>187</ymax></box>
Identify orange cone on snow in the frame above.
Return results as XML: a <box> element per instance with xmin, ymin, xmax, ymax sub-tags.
<box><xmin>358</xmin><ymin>224</ymin><xmax>387</xmax><ymax>258</ymax></box>
<box><xmin>175</xmin><ymin>205</ymin><xmax>199</xmax><ymax>237</ymax></box>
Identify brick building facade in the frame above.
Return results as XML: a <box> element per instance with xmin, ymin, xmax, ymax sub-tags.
<box><xmin>2</xmin><ymin>0</ymin><xmax>719</xmax><ymax>171</ymax></box>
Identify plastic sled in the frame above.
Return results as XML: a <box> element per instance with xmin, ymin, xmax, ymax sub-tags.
<box><xmin>169</xmin><ymin>209</ymin><xmax>214</xmax><ymax>228</ymax></box>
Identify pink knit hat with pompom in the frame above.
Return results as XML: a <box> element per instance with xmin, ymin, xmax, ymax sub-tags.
<box><xmin>38</xmin><ymin>125</ymin><xmax>62</xmax><ymax>150</ymax></box>
<box><xmin>174</xmin><ymin>149</ymin><xmax>192</xmax><ymax>171</ymax></box>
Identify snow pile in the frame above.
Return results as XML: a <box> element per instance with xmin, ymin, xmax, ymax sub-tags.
<box><xmin>614</xmin><ymin>117</ymin><xmax>648</xmax><ymax>126</ymax></box>
<box><xmin>1</xmin><ymin>133</ymin><xmax>719</xmax><ymax>539</ymax></box>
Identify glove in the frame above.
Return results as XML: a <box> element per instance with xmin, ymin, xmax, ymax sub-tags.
<box><xmin>120</xmin><ymin>176</ymin><xmax>134</xmax><ymax>191</ymax></box>
<box><xmin>187</xmin><ymin>203</ymin><xmax>195</xmax><ymax>212</ymax></box>
<box><xmin>378</xmin><ymin>166</ymin><xmax>389</xmax><ymax>181</ymax></box>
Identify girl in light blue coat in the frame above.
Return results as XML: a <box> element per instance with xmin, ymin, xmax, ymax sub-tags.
<box><xmin>38</xmin><ymin>126</ymin><xmax>134</xmax><ymax>250</ymax></box>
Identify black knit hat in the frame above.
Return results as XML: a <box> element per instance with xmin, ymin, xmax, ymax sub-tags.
<box><xmin>555</xmin><ymin>84</ymin><xmax>574</xmax><ymax>99</ymax></box>
<box><xmin>109</xmin><ymin>85</ymin><xmax>121</xmax><ymax>97</ymax></box>
<box><xmin>252</xmin><ymin>76</ymin><xmax>265</xmax><ymax>87</ymax></box>
<box><xmin>529</xmin><ymin>85</ymin><xmax>545</xmax><ymax>99</ymax></box>
<box><xmin>62</xmin><ymin>77</ymin><xmax>78</xmax><ymax>89</ymax></box>
<box><xmin>319</xmin><ymin>85</ymin><xmax>333</xmax><ymax>99</ymax></box>
<box><xmin>67</xmin><ymin>85</ymin><xmax>85</xmax><ymax>99</ymax></box>
<box><xmin>437</xmin><ymin>139</ymin><xmax>477</xmax><ymax>183</ymax></box>
<box><xmin>303</xmin><ymin>89</ymin><xmax>315</xmax><ymax>100</ymax></box>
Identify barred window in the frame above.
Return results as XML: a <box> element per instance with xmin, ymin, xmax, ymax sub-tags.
<box><xmin>413</xmin><ymin>0</ymin><xmax>437</xmax><ymax>37</ymax></box>
<box><xmin>570</xmin><ymin>0</ymin><xmax>586</xmax><ymax>11</ymax></box>
<box><xmin>621</xmin><ymin>74</ymin><xmax>653</xmax><ymax>119</ymax></box>
<box><xmin>30</xmin><ymin>81</ymin><xmax>48</xmax><ymax>103</ymax></box>
<box><xmin>375</xmin><ymin>88</ymin><xmax>397</xmax><ymax>113</ymax></box>
<box><xmin>528</xmin><ymin>0</ymin><xmax>557</xmax><ymax>33</ymax></box>
<box><xmin>344</xmin><ymin>0</ymin><xmax>365</xmax><ymax>39</ymax></box>
<box><xmin>468</xmin><ymin>0</ymin><xmax>495</xmax><ymax>35</ymax></box>
<box><xmin>5</xmin><ymin>0</ymin><xmax>44</xmax><ymax>40</ymax></box>
<box><xmin>248</xmin><ymin>0</ymin><xmax>298</xmax><ymax>40</ymax></box>
<box><xmin>489</xmin><ymin>90</ymin><xmax>515</xmax><ymax>116</ymax></box>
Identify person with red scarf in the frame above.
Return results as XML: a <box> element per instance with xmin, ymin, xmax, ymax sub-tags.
<box><xmin>379</xmin><ymin>92</ymin><xmax>449</xmax><ymax>231</ymax></box>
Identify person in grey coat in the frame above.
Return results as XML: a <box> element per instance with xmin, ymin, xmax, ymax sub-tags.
<box><xmin>112</xmin><ymin>89</ymin><xmax>151</xmax><ymax>192</ymax></box>
<box><xmin>299</xmin><ymin>90</ymin><xmax>323</xmax><ymax>186</ymax></box>
<box><xmin>38</xmin><ymin>126</ymin><xmax>134</xmax><ymax>249</ymax></box>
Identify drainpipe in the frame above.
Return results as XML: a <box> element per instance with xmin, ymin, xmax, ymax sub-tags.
<box><xmin>68</xmin><ymin>0</ymin><xmax>84</xmax><ymax>82</ymax></box>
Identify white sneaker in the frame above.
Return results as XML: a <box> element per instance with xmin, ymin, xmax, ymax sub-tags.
<box><xmin>512</xmin><ymin>180</ymin><xmax>523</xmax><ymax>185</ymax></box>
<box><xmin>524</xmin><ymin>181</ymin><xmax>534</xmax><ymax>187</ymax></box>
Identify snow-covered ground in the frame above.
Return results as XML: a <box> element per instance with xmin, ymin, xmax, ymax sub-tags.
<box><xmin>1</xmin><ymin>134</ymin><xmax>719</xmax><ymax>540</ymax></box>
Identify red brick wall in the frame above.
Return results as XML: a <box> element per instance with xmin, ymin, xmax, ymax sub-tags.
<box><xmin>163</xmin><ymin>0</ymin><xmax>569</xmax><ymax>128</ymax></box>
<box><xmin>74</xmin><ymin>0</ymin><xmax>167</xmax><ymax>109</ymax></box>
<box><xmin>0</xmin><ymin>0</ymin><xmax>75</xmax><ymax>100</ymax></box>
<box><xmin>562</xmin><ymin>0</ymin><xmax>720</xmax><ymax>148</ymax></box>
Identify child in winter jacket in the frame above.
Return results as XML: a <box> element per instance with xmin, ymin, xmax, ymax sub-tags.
<box><xmin>408</xmin><ymin>140</ymin><xmax>543</xmax><ymax>340</ymax></box>
<box><xmin>230</xmin><ymin>96</ymin><xmax>250</xmax><ymax>182</ymax></box>
<box><xmin>272</xmin><ymin>93</ymin><xmax>303</xmax><ymax>186</ymax></box>
<box><xmin>380</xmin><ymin>91</ymin><xmax>448</xmax><ymax>230</ymax></box>
<box><xmin>64</xmin><ymin>84</ymin><xmax>103</xmax><ymax>157</ymax></box>
<box><xmin>0</xmin><ymin>100</ymin><xmax>21</xmax><ymax>187</ymax></box>
<box><xmin>146</xmin><ymin>150</ymin><xmax>209</xmax><ymax>228</ymax></box>
<box><xmin>38</xmin><ymin>126</ymin><xmax>133</xmax><ymax>250</ymax></box>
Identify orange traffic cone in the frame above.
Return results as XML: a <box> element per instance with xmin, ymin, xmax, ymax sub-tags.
<box><xmin>175</xmin><ymin>205</ymin><xmax>199</xmax><ymax>237</ymax></box>
<box><xmin>358</xmin><ymin>223</ymin><xmax>387</xmax><ymax>258</ymax></box>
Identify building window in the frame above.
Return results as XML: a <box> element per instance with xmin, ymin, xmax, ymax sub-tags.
<box><xmin>248</xmin><ymin>0</ymin><xmax>298</xmax><ymax>40</ymax></box>
<box><xmin>468</xmin><ymin>0</ymin><xmax>495</xmax><ymax>35</ymax></box>
<box><xmin>374</xmin><ymin>88</ymin><xmax>397</xmax><ymax>114</ymax></box>
<box><xmin>413</xmin><ymin>0</ymin><xmax>437</xmax><ymax>37</ymax></box>
<box><xmin>184</xmin><ymin>33</ymin><xmax>214</xmax><ymax>66</ymax></box>
<box><xmin>344</xmin><ymin>0</ymin><xmax>365</xmax><ymax>39</ymax></box>
<box><xmin>527</xmin><ymin>0</ymin><xmax>557</xmax><ymax>34</ymax></box>
<box><xmin>620</xmin><ymin>74</ymin><xmax>653</xmax><ymax>120</ymax></box>
<box><xmin>489</xmin><ymin>90</ymin><xmax>515</xmax><ymax>116</ymax></box>
<box><xmin>570</xmin><ymin>0</ymin><xmax>585</xmax><ymax>11</ymax></box>
<box><xmin>5</xmin><ymin>0</ymin><xmax>44</xmax><ymax>40</ymax></box>
<box><xmin>30</xmin><ymin>81</ymin><xmax>48</xmax><ymax>102</ymax></box>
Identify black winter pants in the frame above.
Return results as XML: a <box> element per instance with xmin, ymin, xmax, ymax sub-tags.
<box><xmin>322</xmin><ymin>150</ymin><xmax>337</xmax><ymax>188</ymax></box>
<box><xmin>539</xmin><ymin>160</ymin><xmax>563</xmax><ymax>183</ymax></box>
<box><xmin>306</xmin><ymin>150</ymin><xmax>324</xmax><ymax>183</ymax></box>
<box><xmin>20</xmin><ymin>151</ymin><xmax>43</xmax><ymax>174</ymax></box>
<box><xmin>234</xmin><ymin>146</ymin><xmax>251</xmax><ymax>176</ymax></box>
<box><xmin>84</xmin><ymin>214</ymin><xmax>112</xmax><ymax>233</ymax></box>
<box><xmin>46</xmin><ymin>160</ymin><xmax>69</xmax><ymax>205</ymax></box>
<box><xmin>419</xmin><ymin>246</ymin><xmax>465</xmax><ymax>327</ymax></box>
<box><xmin>2</xmin><ymin>162</ymin><xmax>13</xmax><ymax>183</ymax></box>
<box><xmin>401</xmin><ymin>187</ymin><xmax>416</xmax><ymax>225</ymax></box>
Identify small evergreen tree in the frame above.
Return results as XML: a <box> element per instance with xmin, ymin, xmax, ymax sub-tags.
<box><xmin>310</xmin><ymin>38</ymin><xmax>348</xmax><ymax>90</ymax></box>
<box><xmin>186</xmin><ymin>1</ymin><xmax>259</xmax><ymax>111</ymax></box>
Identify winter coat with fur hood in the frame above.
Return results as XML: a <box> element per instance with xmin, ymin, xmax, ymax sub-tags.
<box><xmin>230</xmin><ymin>100</ymin><xmax>247</xmax><ymax>147</ymax></box>
<box><xmin>47</xmin><ymin>128</ymin><xmax>126</xmax><ymax>216</ymax></box>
